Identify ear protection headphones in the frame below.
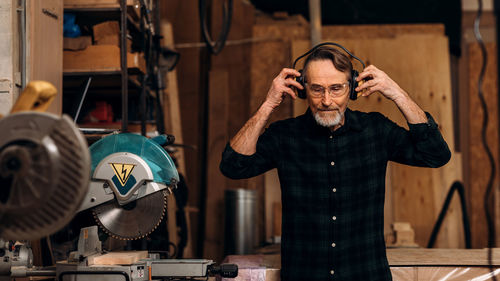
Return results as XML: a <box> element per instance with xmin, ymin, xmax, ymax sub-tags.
<box><xmin>292</xmin><ymin>42</ymin><xmax>366</xmax><ymax>100</ymax></box>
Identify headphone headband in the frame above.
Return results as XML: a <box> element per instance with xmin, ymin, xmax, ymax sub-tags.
<box><xmin>292</xmin><ymin>42</ymin><xmax>366</xmax><ymax>70</ymax></box>
<box><xmin>292</xmin><ymin>42</ymin><xmax>365</xmax><ymax>100</ymax></box>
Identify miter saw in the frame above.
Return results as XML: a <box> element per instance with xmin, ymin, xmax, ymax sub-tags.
<box><xmin>0</xmin><ymin>82</ymin><xmax>237</xmax><ymax>280</ymax></box>
<box><xmin>80</xmin><ymin>132</ymin><xmax>178</xmax><ymax>240</ymax></box>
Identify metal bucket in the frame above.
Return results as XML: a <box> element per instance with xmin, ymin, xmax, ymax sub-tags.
<box><xmin>224</xmin><ymin>188</ymin><xmax>256</xmax><ymax>255</ymax></box>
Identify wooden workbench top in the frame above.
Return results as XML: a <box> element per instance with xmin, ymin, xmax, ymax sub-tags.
<box><xmin>387</xmin><ymin>248</ymin><xmax>500</xmax><ymax>266</ymax></box>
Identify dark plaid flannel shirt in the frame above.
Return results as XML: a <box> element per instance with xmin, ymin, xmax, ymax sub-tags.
<box><xmin>220</xmin><ymin>108</ymin><xmax>451</xmax><ymax>281</ymax></box>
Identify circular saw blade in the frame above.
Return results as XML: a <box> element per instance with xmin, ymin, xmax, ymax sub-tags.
<box><xmin>92</xmin><ymin>190</ymin><xmax>167</xmax><ymax>240</ymax></box>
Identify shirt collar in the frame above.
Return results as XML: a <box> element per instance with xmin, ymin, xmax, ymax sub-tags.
<box><xmin>303</xmin><ymin>107</ymin><xmax>364</xmax><ymax>135</ymax></box>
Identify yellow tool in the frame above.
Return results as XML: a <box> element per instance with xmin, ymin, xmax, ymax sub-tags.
<box><xmin>10</xmin><ymin>80</ymin><xmax>57</xmax><ymax>113</ymax></box>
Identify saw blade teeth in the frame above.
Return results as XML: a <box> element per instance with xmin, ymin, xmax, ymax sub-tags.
<box><xmin>91</xmin><ymin>190</ymin><xmax>169</xmax><ymax>241</ymax></box>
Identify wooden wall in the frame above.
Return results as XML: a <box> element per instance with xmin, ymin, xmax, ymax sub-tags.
<box><xmin>162</xmin><ymin>1</ymin><xmax>500</xmax><ymax>260</ymax></box>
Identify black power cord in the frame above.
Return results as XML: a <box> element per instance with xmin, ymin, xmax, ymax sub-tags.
<box><xmin>199</xmin><ymin>0</ymin><xmax>233</xmax><ymax>55</ymax></box>
<box><xmin>427</xmin><ymin>181</ymin><xmax>471</xmax><ymax>249</ymax></box>
<box><xmin>474</xmin><ymin>0</ymin><xmax>498</xmax><ymax>279</ymax></box>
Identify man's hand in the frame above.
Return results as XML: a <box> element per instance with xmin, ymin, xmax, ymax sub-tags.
<box><xmin>355</xmin><ymin>65</ymin><xmax>427</xmax><ymax>124</ymax></box>
<box><xmin>355</xmin><ymin>65</ymin><xmax>408</xmax><ymax>102</ymax></box>
<box><xmin>263</xmin><ymin>68</ymin><xmax>303</xmax><ymax>110</ymax></box>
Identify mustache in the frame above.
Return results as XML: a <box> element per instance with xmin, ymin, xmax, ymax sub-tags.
<box><xmin>318</xmin><ymin>107</ymin><xmax>340</xmax><ymax>111</ymax></box>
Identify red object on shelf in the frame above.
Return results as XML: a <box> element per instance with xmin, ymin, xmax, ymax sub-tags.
<box><xmin>89</xmin><ymin>101</ymin><xmax>114</xmax><ymax>122</ymax></box>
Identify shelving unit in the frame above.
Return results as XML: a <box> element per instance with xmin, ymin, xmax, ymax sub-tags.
<box><xmin>62</xmin><ymin>0</ymin><xmax>156</xmax><ymax>134</ymax></box>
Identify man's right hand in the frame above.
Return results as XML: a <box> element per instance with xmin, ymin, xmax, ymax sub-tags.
<box><xmin>263</xmin><ymin>68</ymin><xmax>303</xmax><ymax>110</ymax></box>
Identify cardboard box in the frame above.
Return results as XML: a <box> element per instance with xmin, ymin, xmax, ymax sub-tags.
<box><xmin>93</xmin><ymin>21</ymin><xmax>120</xmax><ymax>46</ymax></box>
<box><xmin>64</xmin><ymin>36</ymin><xmax>92</xmax><ymax>51</ymax></box>
<box><xmin>63</xmin><ymin>45</ymin><xmax>146</xmax><ymax>73</ymax></box>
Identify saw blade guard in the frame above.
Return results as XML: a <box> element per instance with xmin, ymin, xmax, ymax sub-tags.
<box><xmin>89</xmin><ymin>133</ymin><xmax>179</xmax><ymax>186</ymax></box>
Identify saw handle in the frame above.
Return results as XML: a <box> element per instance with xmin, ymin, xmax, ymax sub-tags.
<box><xmin>207</xmin><ymin>264</ymin><xmax>238</xmax><ymax>278</ymax></box>
<box><xmin>10</xmin><ymin>81</ymin><xmax>57</xmax><ymax>113</ymax></box>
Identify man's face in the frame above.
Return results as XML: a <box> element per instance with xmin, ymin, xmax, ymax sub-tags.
<box><xmin>305</xmin><ymin>59</ymin><xmax>350</xmax><ymax>129</ymax></box>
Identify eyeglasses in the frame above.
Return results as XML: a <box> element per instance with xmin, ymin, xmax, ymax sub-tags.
<box><xmin>306</xmin><ymin>82</ymin><xmax>349</xmax><ymax>98</ymax></box>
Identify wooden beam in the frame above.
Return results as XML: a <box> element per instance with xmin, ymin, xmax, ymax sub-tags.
<box><xmin>160</xmin><ymin>0</ymin><xmax>203</xmax><ymax>257</ymax></box>
<box><xmin>203</xmin><ymin>70</ymin><xmax>229</xmax><ymax>261</ymax></box>
<box><xmin>160</xmin><ymin>21</ymin><xmax>190</xmax><ymax>257</ymax></box>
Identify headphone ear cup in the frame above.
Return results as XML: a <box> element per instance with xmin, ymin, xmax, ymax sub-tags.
<box><xmin>350</xmin><ymin>70</ymin><xmax>359</xmax><ymax>100</ymax></box>
<box><xmin>296</xmin><ymin>69</ymin><xmax>306</xmax><ymax>99</ymax></box>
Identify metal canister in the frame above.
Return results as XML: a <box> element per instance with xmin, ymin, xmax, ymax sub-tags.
<box><xmin>224</xmin><ymin>189</ymin><xmax>256</xmax><ymax>255</ymax></box>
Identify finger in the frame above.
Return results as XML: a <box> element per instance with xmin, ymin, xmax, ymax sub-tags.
<box><xmin>285</xmin><ymin>78</ymin><xmax>304</xmax><ymax>89</ymax></box>
<box><xmin>281</xmin><ymin>86</ymin><xmax>297</xmax><ymax>99</ymax></box>
<box><xmin>357</xmin><ymin>69</ymin><xmax>377</xmax><ymax>81</ymax></box>
<box><xmin>355</xmin><ymin>78</ymin><xmax>377</xmax><ymax>92</ymax></box>
<box><xmin>279</xmin><ymin>68</ymin><xmax>301</xmax><ymax>79</ymax></box>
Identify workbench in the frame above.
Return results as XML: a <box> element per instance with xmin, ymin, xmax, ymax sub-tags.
<box><xmin>218</xmin><ymin>248</ymin><xmax>500</xmax><ymax>281</ymax></box>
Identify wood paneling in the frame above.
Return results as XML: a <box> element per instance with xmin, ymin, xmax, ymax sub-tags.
<box><xmin>28</xmin><ymin>0</ymin><xmax>63</xmax><ymax>115</ymax></box>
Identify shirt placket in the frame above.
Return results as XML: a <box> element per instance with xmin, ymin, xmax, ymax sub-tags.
<box><xmin>328</xmin><ymin>133</ymin><xmax>339</xmax><ymax>278</ymax></box>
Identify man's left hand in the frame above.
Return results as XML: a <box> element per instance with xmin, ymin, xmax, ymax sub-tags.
<box><xmin>355</xmin><ymin>65</ymin><xmax>408</xmax><ymax>102</ymax></box>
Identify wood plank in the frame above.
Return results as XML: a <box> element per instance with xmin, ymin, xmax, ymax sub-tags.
<box><xmin>161</xmin><ymin>0</ymin><xmax>203</xmax><ymax>258</ymax></box>
<box><xmin>160</xmin><ymin>21</ymin><xmax>186</xmax><ymax>175</ymax></box>
<box><xmin>159</xmin><ymin>21</ymin><xmax>190</xmax><ymax>257</ymax></box>
<box><xmin>387</xmin><ymin>248</ymin><xmax>500</xmax><ymax>266</ymax></box>
<box><xmin>291</xmin><ymin>34</ymin><xmax>463</xmax><ymax>248</ymax></box>
<box><xmin>467</xmin><ymin>42</ymin><xmax>500</xmax><ymax>248</ymax></box>
<box><xmin>63</xmin><ymin>46</ymin><xmax>146</xmax><ymax>74</ymax></box>
<box><xmin>265</xmin><ymin>169</ymin><xmax>281</xmax><ymax>240</ymax></box>
<box><xmin>88</xmin><ymin>251</ymin><xmax>148</xmax><ymax>265</ymax></box>
<box><xmin>203</xmin><ymin>70</ymin><xmax>229</xmax><ymax>261</ymax></box>
<box><xmin>272</xmin><ymin>202</ymin><xmax>282</xmax><ymax>237</ymax></box>
<box><xmin>322</xmin><ymin>24</ymin><xmax>444</xmax><ymax>39</ymax></box>
<box><xmin>27</xmin><ymin>0</ymin><xmax>63</xmax><ymax>115</ymax></box>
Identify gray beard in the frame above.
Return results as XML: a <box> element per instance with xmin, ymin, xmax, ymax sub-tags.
<box><xmin>314</xmin><ymin>109</ymin><xmax>344</xmax><ymax>128</ymax></box>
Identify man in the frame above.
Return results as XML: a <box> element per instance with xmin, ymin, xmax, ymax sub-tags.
<box><xmin>219</xmin><ymin>46</ymin><xmax>451</xmax><ymax>280</ymax></box>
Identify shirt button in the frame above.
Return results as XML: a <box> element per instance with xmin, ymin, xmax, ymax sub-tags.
<box><xmin>330</xmin><ymin>270</ymin><xmax>334</xmax><ymax>275</ymax></box>
<box><xmin>332</xmin><ymin>188</ymin><xmax>337</xmax><ymax>192</ymax></box>
<box><xmin>331</xmin><ymin>242</ymin><xmax>336</xmax><ymax>247</ymax></box>
<box><xmin>332</xmin><ymin>216</ymin><xmax>337</xmax><ymax>221</ymax></box>
<box><xmin>330</xmin><ymin>161</ymin><xmax>335</xmax><ymax>166</ymax></box>
<box><xmin>329</xmin><ymin>135</ymin><xmax>333</xmax><ymax>139</ymax></box>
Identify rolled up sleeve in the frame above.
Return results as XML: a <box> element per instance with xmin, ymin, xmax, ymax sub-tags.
<box><xmin>219</xmin><ymin>124</ymin><xmax>280</xmax><ymax>179</ymax></box>
<box><xmin>387</xmin><ymin>112</ymin><xmax>451</xmax><ymax>168</ymax></box>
